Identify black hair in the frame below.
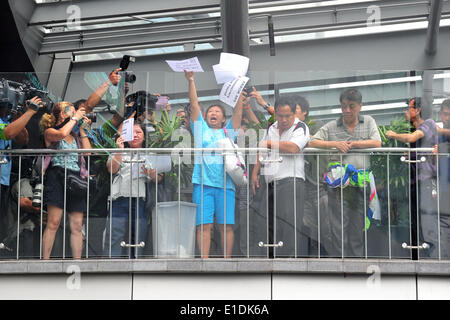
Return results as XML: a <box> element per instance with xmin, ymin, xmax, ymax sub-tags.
<box><xmin>291</xmin><ymin>94</ymin><xmax>310</xmax><ymax>117</ymax></box>
<box><xmin>441</xmin><ymin>98</ymin><xmax>450</xmax><ymax>111</ymax></box>
<box><xmin>408</xmin><ymin>97</ymin><xmax>421</xmax><ymax>109</ymax></box>
<box><xmin>340</xmin><ymin>88</ymin><xmax>362</xmax><ymax>104</ymax></box>
<box><xmin>204</xmin><ymin>104</ymin><xmax>227</xmax><ymax>127</ymax></box>
<box><xmin>407</xmin><ymin>98</ymin><xmax>422</xmax><ymax>117</ymax></box>
<box><xmin>73</xmin><ymin>99</ymin><xmax>87</xmax><ymax>110</ymax></box>
<box><xmin>274</xmin><ymin>95</ymin><xmax>296</xmax><ymax>113</ymax></box>
<box><xmin>123</xmin><ymin>121</ymin><xmax>146</xmax><ymax>148</ymax></box>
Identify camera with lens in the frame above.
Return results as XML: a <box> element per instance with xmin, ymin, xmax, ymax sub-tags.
<box><xmin>0</xmin><ymin>79</ymin><xmax>54</xmax><ymax>116</ymax></box>
<box><xmin>120</xmin><ymin>55</ymin><xmax>136</xmax><ymax>84</ymax></box>
<box><xmin>85</xmin><ymin>113</ymin><xmax>97</xmax><ymax>123</ymax></box>
<box><xmin>125</xmin><ymin>90</ymin><xmax>158</xmax><ymax>119</ymax></box>
<box><xmin>29</xmin><ymin>175</ymin><xmax>44</xmax><ymax>208</ymax></box>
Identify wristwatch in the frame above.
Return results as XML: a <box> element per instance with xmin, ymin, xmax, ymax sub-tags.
<box><xmin>71</xmin><ymin>116</ymin><xmax>78</xmax><ymax>122</ymax></box>
<box><xmin>263</xmin><ymin>102</ymin><xmax>271</xmax><ymax>110</ymax></box>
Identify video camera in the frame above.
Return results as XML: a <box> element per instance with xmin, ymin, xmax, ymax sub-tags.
<box><xmin>119</xmin><ymin>55</ymin><xmax>136</xmax><ymax>84</ymax></box>
<box><xmin>125</xmin><ymin>90</ymin><xmax>158</xmax><ymax>118</ymax></box>
<box><xmin>0</xmin><ymin>79</ymin><xmax>54</xmax><ymax>116</ymax></box>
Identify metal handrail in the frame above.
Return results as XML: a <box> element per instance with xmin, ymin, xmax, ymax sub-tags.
<box><xmin>0</xmin><ymin>147</ymin><xmax>438</xmax><ymax>155</ymax></box>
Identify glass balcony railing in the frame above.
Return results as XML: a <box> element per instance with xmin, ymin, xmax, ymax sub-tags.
<box><xmin>0</xmin><ymin>70</ymin><xmax>449</xmax><ymax>262</ymax></box>
<box><xmin>0</xmin><ymin>147</ymin><xmax>447</xmax><ymax>261</ymax></box>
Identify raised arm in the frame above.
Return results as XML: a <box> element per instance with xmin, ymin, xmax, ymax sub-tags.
<box><xmin>44</xmin><ymin>107</ymin><xmax>85</xmax><ymax>145</ymax></box>
<box><xmin>107</xmin><ymin>135</ymin><xmax>124</xmax><ymax>174</ymax></box>
<box><xmin>78</xmin><ymin>118</ymin><xmax>92</xmax><ymax>150</ymax></box>
<box><xmin>4</xmin><ymin>97</ymin><xmax>42</xmax><ymax>141</ymax></box>
<box><xmin>250</xmin><ymin>87</ymin><xmax>274</xmax><ymax>115</ymax></box>
<box><xmin>184</xmin><ymin>70</ymin><xmax>201</xmax><ymax>122</ymax></box>
<box><xmin>84</xmin><ymin>68</ymin><xmax>122</xmax><ymax>113</ymax></box>
<box><xmin>231</xmin><ymin>91</ymin><xmax>248</xmax><ymax>130</ymax></box>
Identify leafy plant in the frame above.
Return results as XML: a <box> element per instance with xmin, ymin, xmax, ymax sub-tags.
<box><xmin>372</xmin><ymin>117</ymin><xmax>415</xmax><ymax>225</ymax></box>
<box><xmin>84</xmin><ymin>125</ymin><xmax>118</xmax><ymax>216</ymax></box>
<box><xmin>147</xmin><ymin>110</ymin><xmax>194</xmax><ymax>193</ymax></box>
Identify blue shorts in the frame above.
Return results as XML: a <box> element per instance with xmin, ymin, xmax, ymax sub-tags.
<box><xmin>193</xmin><ymin>184</ymin><xmax>235</xmax><ymax>226</ymax></box>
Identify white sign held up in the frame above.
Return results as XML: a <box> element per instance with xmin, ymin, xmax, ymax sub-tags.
<box><xmin>121</xmin><ymin>118</ymin><xmax>134</xmax><ymax>142</ymax></box>
<box><xmin>219</xmin><ymin>76</ymin><xmax>249</xmax><ymax>108</ymax></box>
<box><xmin>166</xmin><ymin>57</ymin><xmax>204</xmax><ymax>72</ymax></box>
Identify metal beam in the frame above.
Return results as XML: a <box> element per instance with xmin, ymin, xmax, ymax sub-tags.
<box><xmin>221</xmin><ymin>0</ymin><xmax>249</xmax><ymax>57</ymax></box>
<box><xmin>35</xmin><ymin>0</ymin><xmax>450</xmax><ymax>56</ymax></box>
<box><xmin>425</xmin><ymin>0</ymin><xmax>443</xmax><ymax>54</ymax></box>
<box><xmin>421</xmin><ymin>70</ymin><xmax>435</xmax><ymax>119</ymax></box>
<box><xmin>39</xmin><ymin>25</ymin><xmax>221</xmax><ymax>55</ymax></box>
<box><xmin>36</xmin><ymin>0</ymin><xmax>450</xmax><ymax>57</ymax></box>
<box><xmin>46</xmin><ymin>52</ymin><xmax>72</xmax><ymax>100</ymax></box>
<box><xmin>249</xmin><ymin>0</ymin><xmax>450</xmax><ymax>36</ymax></box>
<box><xmin>29</xmin><ymin>0</ymin><xmax>220</xmax><ymax>26</ymax></box>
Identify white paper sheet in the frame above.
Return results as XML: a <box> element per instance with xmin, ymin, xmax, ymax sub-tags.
<box><xmin>121</xmin><ymin>118</ymin><xmax>134</xmax><ymax>142</ymax></box>
<box><xmin>213</xmin><ymin>52</ymin><xmax>249</xmax><ymax>84</ymax></box>
<box><xmin>131</xmin><ymin>154</ymin><xmax>172</xmax><ymax>179</ymax></box>
<box><xmin>219</xmin><ymin>76</ymin><xmax>249</xmax><ymax>108</ymax></box>
<box><xmin>165</xmin><ymin>57</ymin><xmax>204</xmax><ymax>72</ymax></box>
<box><xmin>212</xmin><ymin>64</ymin><xmax>240</xmax><ymax>84</ymax></box>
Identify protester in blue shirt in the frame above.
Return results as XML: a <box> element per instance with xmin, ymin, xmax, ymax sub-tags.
<box><xmin>185</xmin><ymin>70</ymin><xmax>246</xmax><ymax>258</ymax></box>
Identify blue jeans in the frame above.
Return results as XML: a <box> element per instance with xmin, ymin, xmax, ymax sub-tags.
<box><xmin>103</xmin><ymin>197</ymin><xmax>147</xmax><ymax>258</ymax></box>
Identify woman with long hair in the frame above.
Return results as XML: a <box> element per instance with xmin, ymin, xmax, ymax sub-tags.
<box><xmin>40</xmin><ymin>102</ymin><xmax>91</xmax><ymax>259</ymax></box>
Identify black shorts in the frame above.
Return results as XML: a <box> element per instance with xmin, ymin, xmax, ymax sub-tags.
<box><xmin>44</xmin><ymin>166</ymin><xmax>87</xmax><ymax>213</ymax></box>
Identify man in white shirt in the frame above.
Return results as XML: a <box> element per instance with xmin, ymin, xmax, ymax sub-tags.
<box><xmin>251</xmin><ymin>95</ymin><xmax>310</xmax><ymax>257</ymax></box>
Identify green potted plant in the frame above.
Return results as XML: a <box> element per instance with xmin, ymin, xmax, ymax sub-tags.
<box><xmin>373</xmin><ymin>117</ymin><xmax>415</xmax><ymax>225</ymax></box>
<box><xmin>147</xmin><ymin>110</ymin><xmax>194</xmax><ymax>200</ymax></box>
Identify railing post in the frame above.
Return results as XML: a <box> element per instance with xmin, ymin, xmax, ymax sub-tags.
<box><xmin>317</xmin><ymin>154</ymin><xmax>321</xmax><ymax>259</ymax></box>
<box><xmin>16</xmin><ymin>155</ymin><xmax>21</xmax><ymax>260</ymax></box>
<box><xmin>436</xmin><ymin>149</ymin><xmax>441</xmax><ymax>260</ymax></box>
<box><xmin>387</xmin><ymin>154</ymin><xmax>392</xmax><ymax>259</ymax></box>
<box><xmin>294</xmin><ymin>154</ymin><xmax>297</xmax><ymax>258</ymax></box>
<box><xmin>86</xmin><ymin>155</ymin><xmax>90</xmax><ymax>259</ymax></box>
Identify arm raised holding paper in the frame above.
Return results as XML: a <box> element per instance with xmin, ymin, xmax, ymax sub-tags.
<box><xmin>184</xmin><ymin>69</ymin><xmax>248</xmax><ymax>259</ymax></box>
<box><xmin>184</xmin><ymin>70</ymin><xmax>201</xmax><ymax>122</ymax></box>
<box><xmin>184</xmin><ymin>69</ymin><xmax>246</xmax><ymax>131</ymax></box>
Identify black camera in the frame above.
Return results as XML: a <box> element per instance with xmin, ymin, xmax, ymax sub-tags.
<box><xmin>243</xmin><ymin>87</ymin><xmax>254</xmax><ymax>96</ymax></box>
<box><xmin>85</xmin><ymin>113</ymin><xmax>97</xmax><ymax>123</ymax></box>
<box><xmin>0</xmin><ymin>79</ymin><xmax>54</xmax><ymax>115</ymax></box>
<box><xmin>119</xmin><ymin>55</ymin><xmax>136</xmax><ymax>84</ymax></box>
<box><xmin>125</xmin><ymin>91</ymin><xmax>158</xmax><ymax>118</ymax></box>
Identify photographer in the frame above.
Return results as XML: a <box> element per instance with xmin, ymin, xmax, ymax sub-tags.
<box><xmin>39</xmin><ymin>102</ymin><xmax>92</xmax><ymax>260</ymax></box>
<box><xmin>0</xmin><ymin>175</ymin><xmax>42</xmax><ymax>258</ymax></box>
<box><xmin>0</xmin><ymin>97</ymin><xmax>43</xmax><ymax>239</ymax></box>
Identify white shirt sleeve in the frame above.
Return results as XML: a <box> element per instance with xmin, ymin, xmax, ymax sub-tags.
<box><xmin>290</xmin><ymin>123</ymin><xmax>310</xmax><ymax>151</ymax></box>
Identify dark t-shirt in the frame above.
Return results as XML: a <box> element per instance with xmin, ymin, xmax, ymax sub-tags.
<box><xmin>413</xmin><ymin>119</ymin><xmax>438</xmax><ymax>181</ymax></box>
<box><xmin>438</xmin><ymin>130</ymin><xmax>450</xmax><ymax>187</ymax></box>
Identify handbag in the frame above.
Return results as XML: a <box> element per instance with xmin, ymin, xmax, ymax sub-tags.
<box><xmin>217</xmin><ymin>128</ymin><xmax>248</xmax><ymax>186</ymax></box>
<box><xmin>43</xmin><ymin>134</ymin><xmax>89</xmax><ymax>194</ymax></box>
<box><xmin>66</xmin><ymin>170</ymin><xmax>88</xmax><ymax>193</ymax></box>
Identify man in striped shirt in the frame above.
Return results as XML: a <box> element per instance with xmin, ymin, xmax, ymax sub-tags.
<box><xmin>308</xmin><ymin>88</ymin><xmax>382</xmax><ymax>258</ymax></box>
